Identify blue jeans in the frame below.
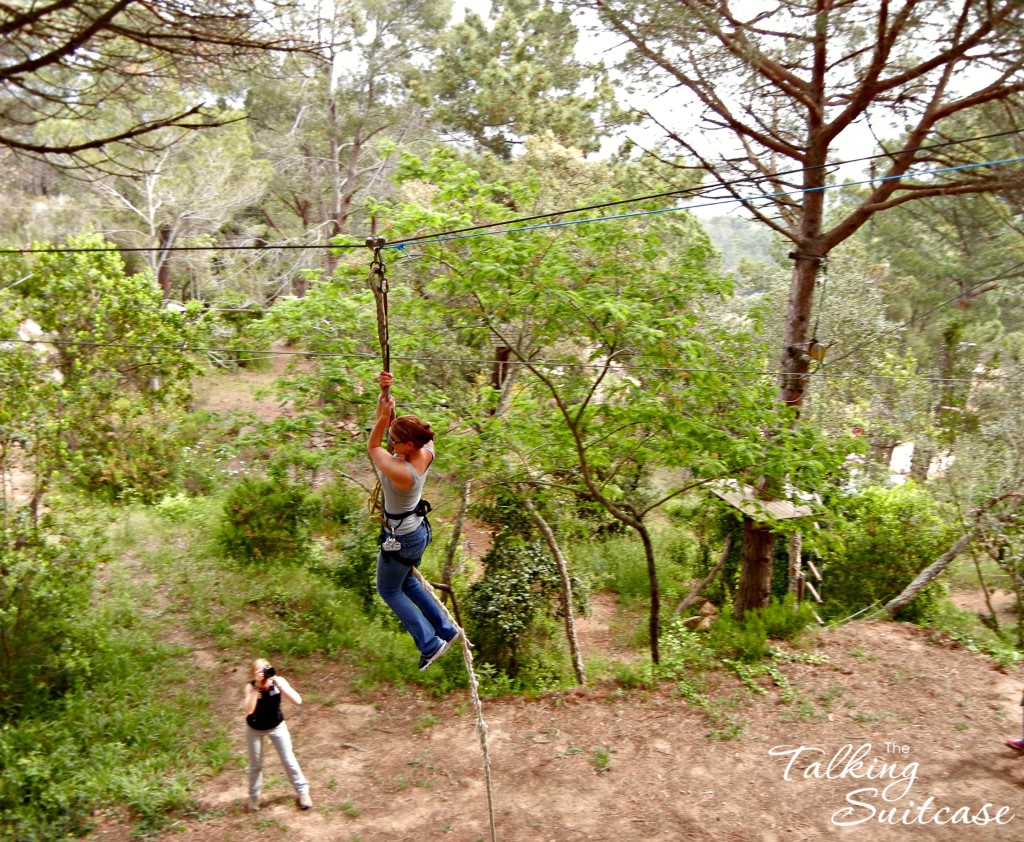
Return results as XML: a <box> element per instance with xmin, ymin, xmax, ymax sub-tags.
<box><xmin>376</xmin><ymin>521</ymin><xmax>457</xmax><ymax>657</ymax></box>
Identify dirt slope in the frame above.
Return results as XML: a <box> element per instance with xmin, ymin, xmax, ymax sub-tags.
<box><xmin>86</xmin><ymin>617</ymin><xmax>1023</xmax><ymax>842</ymax></box>
<box><xmin>83</xmin><ymin>367</ymin><xmax>1024</xmax><ymax>841</ymax></box>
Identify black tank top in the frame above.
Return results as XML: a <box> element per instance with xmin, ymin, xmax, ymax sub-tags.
<box><xmin>246</xmin><ymin>682</ymin><xmax>284</xmax><ymax>730</ymax></box>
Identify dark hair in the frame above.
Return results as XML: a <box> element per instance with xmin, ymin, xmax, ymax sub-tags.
<box><xmin>390</xmin><ymin>414</ymin><xmax>434</xmax><ymax>448</ymax></box>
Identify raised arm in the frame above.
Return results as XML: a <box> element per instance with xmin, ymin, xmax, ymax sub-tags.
<box><xmin>274</xmin><ymin>676</ymin><xmax>302</xmax><ymax>705</ymax></box>
<box><xmin>368</xmin><ymin>371</ymin><xmax>413</xmax><ymax>489</ymax></box>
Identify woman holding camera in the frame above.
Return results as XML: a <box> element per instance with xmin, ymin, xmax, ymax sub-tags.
<box><xmin>244</xmin><ymin>658</ymin><xmax>312</xmax><ymax>812</ymax></box>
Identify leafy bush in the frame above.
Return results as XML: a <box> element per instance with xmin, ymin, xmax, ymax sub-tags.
<box><xmin>761</xmin><ymin>594</ymin><xmax>818</xmax><ymax>639</ymax></box>
<box><xmin>0</xmin><ymin>620</ymin><xmax>219</xmax><ymax>840</ymax></box>
<box><xmin>466</xmin><ymin>535</ymin><xmax>562</xmax><ymax>676</ymax></box>
<box><xmin>707</xmin><ymin>611</ymin><xmax>770</xmax><ymax>662</ymax></box>
<box><xmin>74</xmin><ymin>407</ymin><xmax>187</xmax><ymax>504</ymax></box>
<box><xmin>310</xmin><ymin>479</ymin><xmax>365</xmax><ymax>536</ymax></box>
<box><xmin>822</xmin><ymin>483</ymin><xmax>956</xmax><ymax>622</ymax></box>
<box><xmin>0</xmin><ymin>510</ymin><xmax>105</xmax><ymax>720</ymax></box>
<box><xmin>0</xmin><ymin>504</ymin><xmax>226</xmax><ymax>840</ymax></box>
<box><xmin>658</xmin><ymin>618</ymin><xmax>718</xmax><ymax>678</ymax></box>
<box><xmin>152</xmin><ymin>492</ymin><xmax>203</xmax><ymax>523</ymax></box>
<box><xmin>705</xmin><ymin>596</ymin><xmax>816</xmax><ymax>663</ymax></box>
<box><xmin>2</xmin><ymin>236</ymin><xmax>199</xmax><ymax>510</ymax></box>
<box><xmin>216</xmin><ymin>476</ymin><xmax>316</xmax><ymax>563</ymax></box>
<box><xmin>309</xmin><ymin>520</ymin><xmax>383</xmax><ymax>615</ymax></box>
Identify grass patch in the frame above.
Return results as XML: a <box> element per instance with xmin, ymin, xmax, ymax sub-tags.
<box><xmin>0</xmin><ymin>559</ymin><xmax>225</xmax><ymax>840</ymax></box>
<box><xmin>924</xmin><ymin>599</ymin><xmax>1022</xmax><ymax>670</ymax></box>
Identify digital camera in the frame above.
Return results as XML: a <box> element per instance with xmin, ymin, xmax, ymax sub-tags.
<box><xmin>263</xmin><ymin>666</ymin><xmax>276</xmax><ymax>679</ymax></box>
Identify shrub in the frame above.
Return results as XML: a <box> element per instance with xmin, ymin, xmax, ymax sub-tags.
<box><xmin>705</xmin><ymin>597</ymin><xmax>815</xmax><ymax>663</ymax></box>
<box><xmin>306</xmin><ymin>519</ymin><xmax>383</xmax><ymax>615</ymax></box>
<box><xmin>658</xmin><ymin>618</ymin><xmax>717</xmax><ymax>678</ymax></box>
<box><xmin>465</xmin><ymin>535</ymin><xmax>562</xmax><ymax>676</ymax></box>
<box><xmin>761</xmin><ymin>594</ymin><xmax>818</xmax><ymax>640</ymax></box>
<box><xmin>74</xmin><ymin>408</ymin><xmax>188</xmax><ymax>504</ymax></box>
<box><xmin>0</xmin><ymin>510</ymin><xmax>105</xmax><ymax>720</ymax></box>
<box><xmin>822</xmin><ymin>483</ymin><xmax>956</xmax><ymax>622</ymax></box>
<box><xmin>708</xmin><ymin>611</ymin><xmax>770</xmax><ymax>662</ymax></box>
<box><xmin>216</xmin><ymin>477</ymin><xmax>316</xmax><ymax>563</ymax></box>
<box><xmin>310</xmin><ymin>480</ymin><xmax>365</xmax><ymax>536</ymax></box>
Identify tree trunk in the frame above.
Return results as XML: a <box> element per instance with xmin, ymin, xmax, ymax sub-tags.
<box><xmin>884</xmin><ymin>532</ymin><xmax>974</xmax><ymax>618</ymax></box>
<box><xmin>524</xmin><ymin>495</ymin><xmax>586</xmax><ymax>685</ymax></box>
<box><xmin>909</xmin><ymin>442</ymin><xmax>933</xmax><ymax>483</ymax></box>
<box><xmin>885</xmin><ymin>495</ymin><xmax>1022</xmax><ymax>617</ymax></box>
<box><xmin>970</xmin><ymin>550</ymin><xmax>999</xmax><ymax>631</ymax></box>
<box><xmin>735</xmin><ymin>253</ymin><xmax>823</xmax><ymax>616</ymax></box>
<box><xmin>490</xmin><ymin>346</ymin><xmax>511</xmax><ymax>406</ymax></box>
<box><xmin>156</xmin><ymin>223</ymin><xmax>174</xmax><ymax>300</ymax></box>
<box><xmin>637</xmin><ymin>521</ymin><xmax>661</xmax><ymax>664</ymax></box>
<box><xmin>734</xmin><ymin>518</ymin><xmax>775</xmax><ymax>620</ymax></box>
<box><xmin>674</xmin><ymin>534</ymin><xmax>732</xmax><ymax>614</ymax></box>
<box><xmin>442</xmin><ymin>479</ymin><xmax>472</xmax><ymax>588</ymax></box>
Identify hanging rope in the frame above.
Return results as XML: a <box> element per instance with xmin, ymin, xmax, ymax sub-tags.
<box><xmin>367</xmin><ymin>236</ymin><xmax>389</xmax><ymax>520</ymax></box>
<box><xmin>364</xmin><ymin>236</ymin><xmax>497</xmax><ymax>842</ymax></box>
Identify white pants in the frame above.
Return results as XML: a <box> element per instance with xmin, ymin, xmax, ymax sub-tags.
<box><xmin>246</xmin><ymin>721</ymin><xmax>309</xmax><ymax>798</ymax></box>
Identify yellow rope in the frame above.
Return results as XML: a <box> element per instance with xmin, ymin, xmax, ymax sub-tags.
<box><xmin>367</xmin><ymin>479</ymin><xmax>383</xmax><ymax>520</ymax></box>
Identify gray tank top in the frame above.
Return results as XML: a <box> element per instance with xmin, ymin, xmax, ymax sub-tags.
<box><xmin>378</xmin><ymin>443</ymin><xmax>434</xmax><ymax>535</ymax></box>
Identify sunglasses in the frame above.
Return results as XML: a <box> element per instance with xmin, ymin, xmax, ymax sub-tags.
<box><xmin>387</xmin><ymin>432</ymin><xmax>404</xmax><ymax>447</ymax></box>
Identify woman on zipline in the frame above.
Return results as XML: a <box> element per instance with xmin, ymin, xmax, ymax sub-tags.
<box><xmin>369</xmin><ymin>370</ymin><xmax>459</xmax><ymax>670</ymax></box>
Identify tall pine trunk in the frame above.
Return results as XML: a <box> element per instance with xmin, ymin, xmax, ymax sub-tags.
<box><xmin>734</xmin><ymin>518</ymin><xmax>775</xmax><ymax>619</ymax></box>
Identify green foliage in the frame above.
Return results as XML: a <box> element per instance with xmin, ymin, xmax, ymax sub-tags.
<box><xmin>0</xmin><ymin>510</ymin><xmax>106</xmax><ymax>720</ymax></box>
<box><xmin>0</xmin><ymin>636</ymin><xmax>220</xmax><ymax>841</ymax></box>
<box><xmin>167</xmin><ymin>409</ymin><xmax>238</xmax><ymax>496</ymax></box>
<box><xmin>426</xmin><ymin>0</ymin><xmax>627</xmax><ymax>157</ymax></box>
<box><xmin>823</xmin><ymin>483</ymin><xmax>957</xmax><ymax>622</ymax></box>
<box><xmin>571</xmin><ymin>535</ymin><xmax>651</xmax><ymax>601</ymax></box>
<box><xmin>706</xmin><ymin>596</ymin><xmax>816</xmax><ymax>663</ymax></box>
<box><xmin>0</xmin><ymin>235</ymin><xmax>198</xmax><ymax>507</ymax></box>
<box><xmin>216</xmin><ymin>477</ymin><xmax>316</xmax><ymax>564</ymax></box>
<box><xmin>75</xmin><ymin>407</ymin><xmax>191</xmax><ymax>504</ymax></box>
<box><xmin>570</xmin><ymin>531</ymin><xmax>697</xmax><ymax>607</ymax></box>
<box><xmin>657</xmin><ymin>619</ymin><xmax>718</xmax><ymax>678</ymax></box>
<box><xmin>466</xmin><ymin>534</ymin><xmax>562</xmax><ymax>675</ymax></box>
<box><xmin>307</xmin><ymin>519</ymin><xmax>383</xmax><ymax>616</ymax></box>
<box><xmin>0</xmin><ymin>507</ymin><xmax>224</xmax><ymax>840</ymax></box>
<box><xmin>760</xmin><ymin>595</ymin><xmax>818</xmax><ymax>640</ymax></box>
<box><xmin>310</xmin><ymin>480</ymin><xmax>365</xmax><ymax>535</ymax></box>
<box><xmin>707</xmin><ymin>612</ymin><xmax>770</xmax><ymax>663</ymax></box>
<box><xmin>923</xmin><ymin>600</ymin><xmax>1022</xmax><ymax>670</ymax></box>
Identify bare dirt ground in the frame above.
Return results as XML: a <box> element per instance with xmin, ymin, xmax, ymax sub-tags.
<box><xmin>85</xmin><ymin>366</ymin><xmax>1024</xmax><ymax>842</ymax></box>
<box><xmin>86</xmin><ymin>614</ymin><xmax>1024</xmax><ymax>842</ymax></box>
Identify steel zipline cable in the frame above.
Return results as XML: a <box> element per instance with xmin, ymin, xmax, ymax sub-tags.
<box><xmin>0</xmin><ymin>128</ymin><xmax>1021</xmax><ymax>257</ymax></box>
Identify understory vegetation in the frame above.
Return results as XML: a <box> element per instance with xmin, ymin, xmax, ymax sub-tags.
<box><xmin>1</xmin><ymin>424</ymin><xmax>1019</xmax><ymax>838</ymax></box>
<box><xmin>5</xmin><ymin>3</ymin><xmax>1024</xmax><ymax>836</ymax></box>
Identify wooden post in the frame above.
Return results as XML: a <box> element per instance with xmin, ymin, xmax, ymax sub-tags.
<box><xmin>788</xmin><ymin>532</ymin><xmax>803</xmax><ymax>599</ymax></box>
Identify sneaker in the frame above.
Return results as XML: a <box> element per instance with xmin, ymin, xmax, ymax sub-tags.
<box><xmin>1006</xmin><ymin>739</ymin><xmax>1024</xmax><ymax>753</ymax></box>
<box><xmin>418</xmin><ymin>634</ymin><xmax>458</xmax><ymax>671</ymax></box>
<box><xmin>298</xmin><ymin>792</ymin><xmax>313</xmax><ymax>810</ymax></box>
<box><xmin>248</xmin><ymin>796</ymin><xmax>260</xmax><ymax>812</ymax></box>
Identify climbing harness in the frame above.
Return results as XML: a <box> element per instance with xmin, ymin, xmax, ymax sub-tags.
<box><xmin>363</xmin><ymin>235</ymin><xmax>497</xmax><ymax>842</ymax></box>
